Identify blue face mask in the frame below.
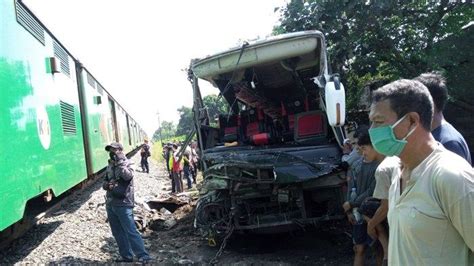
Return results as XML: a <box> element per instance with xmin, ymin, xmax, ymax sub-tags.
<box><xmin>368</xmin><ymin>114</ymin><xmax>416</xmax><ymax>157</ymax></box>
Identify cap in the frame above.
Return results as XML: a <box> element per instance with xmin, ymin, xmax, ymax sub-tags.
<box><xmin>105</xmin><ymin>142</ymin><xmax>123</xmax><ymax>151</ymax></box>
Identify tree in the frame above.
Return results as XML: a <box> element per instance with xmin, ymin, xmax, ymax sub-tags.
<box><xmin>176</xmin><ymin>106</ymin><xmax>193</xmax><ymax>136</ymax></box>
<box><xmin>203</xmin><ymin>94</ymin><xmax>229</xmax><ymax>126</ymax></box>
<box><xmin>152</xmin><ymin>128</ymin><xmax>161</xmax><ymax>142</ymax></box>
<box><xmin>274</xmin><ymin>0</ymin><xmax>473</xmax><ymax>109</ymax></box>
<box><xmin>153</xmin><ymin>120</ymin><xmax>176</xmax><ymax>141</ymax></box>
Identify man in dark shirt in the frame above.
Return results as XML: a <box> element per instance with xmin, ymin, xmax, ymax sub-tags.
<box><xmin>342</xmin><ymin>126</ymin><xmax>380</xmax><ymax>266</ymax></box>
<box><xmin>415</xmin><ymin>72</ymin><xmax>471</xmax><ymax>164</ymax></box>
<box><xmin>103</xmin><ymin>142</ymin><xmax>152</xmax><ymax>263</ymax></box>
<box><xmin>162</xmin><ymin>144</ymin><xmax>172</xmax><ymax>177</ymax></box>
<box><xmin>140</xmin><ymin>139</ymin><xmax>151</xmax><ymax>173</ymax></box>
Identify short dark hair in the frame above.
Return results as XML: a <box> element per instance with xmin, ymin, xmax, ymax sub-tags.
<box><xmin>414</xmin><ymin>72</ymin><xmax>448</xmax><ymax>112</ymax></box>
<box><xmin>372</xmin><ymin>79</ymin><xmax>433</xmax><ymax>131</ymax></box>
<box><xmin>355</xmin><ymin>125</ymin><xmax>371</xmax><ymax>146</ymax></box>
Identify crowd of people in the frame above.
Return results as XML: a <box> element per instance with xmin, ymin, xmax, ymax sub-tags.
<box><xmin>162</xmin><ymin>141</ymin><xmax>199</xmax><ymax>194</ymax></box>
<box><xmin>342</xmin><ymin>72</ymin><xmax>473</xmax><ymax>265</ymax></box>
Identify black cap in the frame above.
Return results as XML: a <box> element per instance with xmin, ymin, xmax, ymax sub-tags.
<box><xmin>105</xmin><ymin>142</ymin><xmax>123</xmax><ymax>151</ymax></box>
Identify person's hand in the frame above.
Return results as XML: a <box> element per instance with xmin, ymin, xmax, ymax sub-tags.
<box><xmin>108</xmin><ymin>181</ymin><xmax>117</xmax><ymax>190</ymax></box>
<box><xmin>367</xmin><ymin>220</ymin><xmax>378</xmax><ymax>240</ymax></box>
<box><xmin>102</xmin><ymin>181</ymin><xmax>115</xmax><ymax>191</ymax></box>
<box><xmin>102</xmin><ymin>181</ymin><xmax>109</xmax><ymax>191</ymax></box>
<box><xmin>342</xmin><ymin>201</ymin><xmax>351</xmax><ymax>212</ymax></box>
<box><xmin>346</xmin><ymin>175</ymin><xmax>352</xmax><ymax>182</ymax></box>
<box><xmin>347</xmin><ymin>213</ymin><xmax>356</xmax><ymax>225</ymax></box>
<box><xmin>342</xmin><ymin>143</ymin><xmax>352</xmax><ymax>154</ymax></box>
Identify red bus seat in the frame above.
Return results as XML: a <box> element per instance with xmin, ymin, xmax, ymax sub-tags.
<box><xmin>294</xmin><ymin>111</ymin><xmax>327</xmax><ymax>144</ymax></box>
<box><xmin>219</xmin><ymin>114</ymin><xmax>239</xmax><ymax>142</ymax></box>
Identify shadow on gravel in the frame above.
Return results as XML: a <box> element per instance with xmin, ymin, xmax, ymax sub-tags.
<box><xmin>220</xmin><ymin>228</ymin><xmax>354</xmax><ymax>264</ymax></box>
<box><xmin>146</xmin><ymin>207</ymin><xmax>356</xmax><ymax>265</ymax></box>
<box><xmin>0</xmin><ymin>221</ymin><xmax>63</xmax><ymax>264</ymax></box>
<box><xmin>99</xmin><ymin>236</ymin><xmax>120</xmax><ymax>257</ymax></box>
<box><xmin>48</xmin><ymin>256</ymin><xmax>103</xmax><ymax>264</ymax></box>
<box><xmin>56</xmin><ymin>181</ymin><xmax>103</xmax><ymax>216</ymax></box>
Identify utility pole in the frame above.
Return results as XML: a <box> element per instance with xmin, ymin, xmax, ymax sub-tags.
<box><xmin>156</xmin><ymin>110</ymin><xmax>163</xmax><ymax>144</ymax></box>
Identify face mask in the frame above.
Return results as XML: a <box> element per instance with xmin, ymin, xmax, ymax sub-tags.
<box><xmin>368</xmin><ymin>114</ymin><xmax>417</xmax><ymax>156</ymax></box>
<box><xmin>109</xmin><ymin>152</ymin><xmax>116</xmax><ymax>160</ymax></box>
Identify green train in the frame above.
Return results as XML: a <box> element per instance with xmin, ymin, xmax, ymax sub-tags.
<box><xmin>0</xmin><ymin>0</ymin><xmax>146</xmax><ymax>234</ymax></box>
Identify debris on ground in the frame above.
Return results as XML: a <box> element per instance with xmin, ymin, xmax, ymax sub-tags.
<box><xmin>0</xmin><ymin>155</ymin><xmax>354</xmax><ymax>265</ymax></box>
<box><xmin>134</xmin><ymin>192</ymin><xmax>197</xmax><ymax>232</ymax></box>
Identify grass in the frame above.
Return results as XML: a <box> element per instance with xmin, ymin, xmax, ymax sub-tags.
<box><xmin>150</xmin><ymin>135</ymin><xmax>187</xmax><ymax>163</ymax></box>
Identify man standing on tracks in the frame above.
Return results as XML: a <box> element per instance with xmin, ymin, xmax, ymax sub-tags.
<box><xmin>140</xmin><ymin>139</ymin><xmax>151</xmax><ymax>173</ymax></box>
<box><xmin>103</xmin><ymin>142</ymin><xmax>153</xmax><ymax>263</ymax></box>
<box><xmin>169</xmin><ymin>143</ymin><xmax>183</xmax><ymax>193</ymax></box>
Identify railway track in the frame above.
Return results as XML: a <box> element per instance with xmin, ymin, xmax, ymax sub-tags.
<box><xmin>0</xmin><ymin>172</ymin><xmax>104</xmax><ymax>250</ymax></box>
<box><xmin>0</xmin><ymin>149</ymin><xmax>141</xmax><ymax>250</ymax></box>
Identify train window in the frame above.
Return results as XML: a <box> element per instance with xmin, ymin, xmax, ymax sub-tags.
<box><xmin>60</xmin><ymin>101</ymin><xmax>77</xmax><ymax>135</ymax></box>
<box><xmin>87</xmin><ymin>73</ymin><xmax>96</xmax><ymax>88</ymax></box>
<box><xmin>53</xmin><ymin>40</ymin><xmax>70</xmax><ymax>77</ymax></box>
<box><xmin>46</xmin><ymin>57</ymin><xmax>60</xmax><ymax>74</ymax></box>
<box><xmin>15</xmin><ymin>1</ymin><xmax>46</xmax><ymax>45</ymax></box>
<box><xmin>93</xmin><ymin>96</ymin><xmax>102</xmax><ymax>105</ymax></box>
<box><xmin>97</xmin><ymin>84</ymin><xmax>104</xmax><ymax>96</ymax></box>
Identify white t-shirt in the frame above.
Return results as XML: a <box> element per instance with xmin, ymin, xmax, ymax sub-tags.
<box><xmin>373</xmin><ymin>156</ymin><xmax>401</xmax><ymax>200</ymax></box>
<box><xmin>388</xmin><ymin>144</ymin><xmax>474</xmax><ymax>265</ymax></box>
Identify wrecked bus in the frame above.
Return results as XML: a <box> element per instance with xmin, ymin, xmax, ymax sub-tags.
<box><xmin>188</xmin><ymin>31</ymin><xmax>348</xmax><ymax>236</ymax></box>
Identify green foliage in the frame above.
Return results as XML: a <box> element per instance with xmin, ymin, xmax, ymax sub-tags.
<box><xmin>176</xmin><ymin>106</ymin><xmax>193</xmax><ymax>136</ymax></box>
<box><xmin>274</xmin><ymin>0</ymin><xmax>474</xmax><ymax>110</ymax></box>
<box><xmin>427</xmin><ymin>25</ymin><xmax>474</xmax><ymax>106</ymax></box>
<box><xmin>151</xmin><ymin>141</ymin><xmax>164</xmax><ymax>163</ymax></box>
<box><xmin>174</xmin><ymin>94</ymin><xmax>228</xmax><ymax>135</ymax></box>
<box><xmin>153</xmin><ymin>120</ymin><xmax>176</xmax><ymax>142</ymax></box>
<box><xmin>203</xmin><ymin>94</ymin><xmax>229</xmax><ymax>126</ymax></box>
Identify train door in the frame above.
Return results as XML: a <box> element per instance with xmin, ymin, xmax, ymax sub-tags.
<box><xmin>126</xmin><ymin>115</ymin><xmax>132</xmax><ymax>146</ymax></box>
<box><xmin>132</xmin><ymin>123</ymin><xmax>137</xmax><ymax>146</ymax></box>
<box><xmin>108</xmin><ymin>98</ymin><xmax>119</xmax><ymax>141</ymax></box>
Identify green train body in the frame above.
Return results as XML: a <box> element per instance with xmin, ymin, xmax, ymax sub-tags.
<box><xmin>0</xmin><ymin>0</ymin><xmax>146</xmax><ymax>232</ymax></box>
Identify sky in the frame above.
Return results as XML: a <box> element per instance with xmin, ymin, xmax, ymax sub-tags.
<box><xmin>23</xmin><ymin>0</ymin><xmax>288</xmax><ymax>136</ymax></box>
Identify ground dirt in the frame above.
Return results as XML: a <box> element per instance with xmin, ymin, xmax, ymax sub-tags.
<box><xmin>1</xmin><ymin>153</ymin><xmax>381</xmax><ymax>265</ymax></box>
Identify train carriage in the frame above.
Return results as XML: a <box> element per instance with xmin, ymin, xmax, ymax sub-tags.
<box><xmin>0</xmin><ymin>0</ymin><xmax>146</xmax><ymax>234</ymax></box>
<box><xmin>77</xmin><ymin>68</ymin><xmax>116</xmax><ymax>175</ymax></box>
<box><xmin>0</xmin><ymin>0</ymin><xmax>89</xmax><ymax>232</ymax></box>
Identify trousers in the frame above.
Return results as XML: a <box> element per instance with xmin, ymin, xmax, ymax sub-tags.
<box><xmin>106</xmin><ymin>205</ymin><xmax>150</xmax><ymax>260</ymax></box>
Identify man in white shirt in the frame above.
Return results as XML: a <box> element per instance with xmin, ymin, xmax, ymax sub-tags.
<box><xmin>368</xmin><ymin>79</ymin><xmax>473</xmax><ymax>265</ymax></box>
